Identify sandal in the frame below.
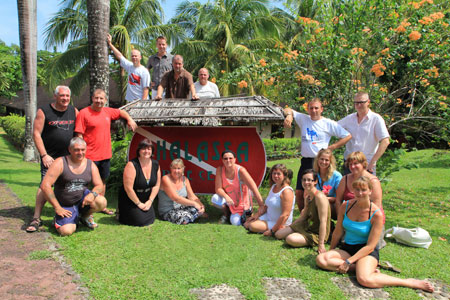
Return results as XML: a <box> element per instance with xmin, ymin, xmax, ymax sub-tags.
<box><xmin>81</xmin><ymin>214</ymin><xmax>98</xmax><ymax>229</ymax></box>
<box><xmin>378</xmin><ymin>261</ymin><xmax>401</xmax><ymax>273</ymax></box>
<box><xmin>101</xmin><ymin>208</ymin><xmax>115</xmax><ymax>215</ymax></box>
<box><xmin>26</xmin><ymin>218</ymin><xmax>42</xmax><ymax>233</ymax></box>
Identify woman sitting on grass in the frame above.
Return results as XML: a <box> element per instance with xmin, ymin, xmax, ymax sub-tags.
<box><xmin>118</xmin><ymin>139</ymin><xmax>160</xmax><ymax>226</ymax></box>
<box><xmin>316</xmin><ymin>176</ymin><xmax>433</xmax><ymax>293</ymax></box>
<box><xmin>244</xmin><ymin>164</ymin><xmax>295</xmax><ymax>236</ymax></box>
<box><xmin>313</xmin><ymin>148</ymin><xmax>342</xmax><ymax>220</ymax></box>
<box><xmin>335</xmin><ymin>151</ymin><xmax>382</xmax><ymax>217</ymax></box>
<box><xmin>158</xmin><ymin>159</ymin><xmax>206</xmax><ymax>225</ymax></box>
<box><xmin>275</xmin><ymin>169</ymin><xmax>331</xmax><ymax>253</ymax></box>
<box><xmin>211</xmin><ymin>150</ymin><xmax>265</xmax><ymax>225</ymax></box>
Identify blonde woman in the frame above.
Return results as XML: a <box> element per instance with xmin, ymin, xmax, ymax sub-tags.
<box><xmin>158</xmin><ymin>159</ymin><xmax>205</xmax><ymax>224</ymax></box>
<box><xmin>316</xmin><ymin>177</ymin><xmax>433</xmax><ymax>293</ymax></box>
<box><xmin>313</xmin><ymin>148</ymin><xmax>342</xmax><ymax>219</ymax></box>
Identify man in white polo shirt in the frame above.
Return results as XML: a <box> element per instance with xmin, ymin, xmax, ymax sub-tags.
<box><xmin>338</xmin><ymin>92</ymin><xmax>390</xmax><ymax>175</ymax></box>
<box><xmin>284</xmin><ymin>98</ymin><xmax>351</xmax><ymax>212</ymax></box>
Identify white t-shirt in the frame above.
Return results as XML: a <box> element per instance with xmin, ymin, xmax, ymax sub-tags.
<box><xmin>338</xmin><ymin>110</ymin><xmax>390</xmax><ymax>163</ymax></box>
<box><xmin>194</xmin><ymin>81</ymin><xmax>220</xmax><ymax>98</ymax></box>
<box><xmin>120</xmin><ymin>57</ymin><xmax>151</xmax><ymax>102</ymax></box>
<box><xmin>293</xmin><ymin>110</ymin><xmax>350</xmax><ymax>158</ymax></box>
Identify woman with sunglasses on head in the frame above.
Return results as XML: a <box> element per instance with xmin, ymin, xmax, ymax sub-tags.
<box><xmin>316</xmin><ymin>176</ymin><xmax>433</xmax><ymax>293</ymax></box>
<box><xmin>211</xmin><ymin>150</ymin><xmax>265</xmax><ymax>226</ymax></box>
<box><xmin>275</xmin><ymin>169</ymin><xmax>331</xmax><ymax>253</ymax></box>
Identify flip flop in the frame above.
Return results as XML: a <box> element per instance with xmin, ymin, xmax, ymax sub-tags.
<box><xmin>102</xmin><ymin>208</ymin><xmax>115</xmax><ymax>215</ymax></box>
<box><xmin>26</xmin><ymin>218</ymin><xmax>42</xmax><ymax>233</ymax></box>
<box><xmin>378</xmin><ymin>261</ymin><xmax>401</xmax><ymax>273</ymax></box>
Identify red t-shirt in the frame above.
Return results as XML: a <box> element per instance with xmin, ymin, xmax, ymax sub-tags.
<box><xmin>75</xmin><ymin>106</ymin><xmax>121</xmax><ymax>161</ymax></box>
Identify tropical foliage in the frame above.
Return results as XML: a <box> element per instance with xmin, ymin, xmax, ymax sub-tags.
<box><xmin>169</xmin><ymin>0</ymin><xmax>283</xmax><ymax>95</ymax></box>
<box><xmin>43</xmin><ymin>0</ymin><xmax>178</xmax><ymax>97</ymax></box>
<box><xmin>219</xmin><ymin>0</ymin><xmax>450</xmax><ymax>148</ymax></box>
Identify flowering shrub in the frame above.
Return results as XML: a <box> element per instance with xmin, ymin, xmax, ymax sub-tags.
<box><xmin>219</xmin><ymin>0</ymin><xmax>450</xmax><ymax>148</ymax></box>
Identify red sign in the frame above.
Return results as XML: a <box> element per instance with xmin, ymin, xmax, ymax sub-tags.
<box><xmin>128</xmin><ymin>126</ymin><xmax>266</xmax><ymax>194</ymax></box>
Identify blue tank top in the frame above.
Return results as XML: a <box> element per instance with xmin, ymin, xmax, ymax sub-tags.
<box><xmin>343</xmin><ymin>201</ymin><xmax>379</xmax><ymax>245</ymax></box>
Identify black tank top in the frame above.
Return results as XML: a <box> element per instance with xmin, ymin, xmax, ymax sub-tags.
<box><xmin>41</xmin><ymin>104</ymin><xmax>76</xmax><ymax>158</ymax></box>
<box><xmin>54</xmin><ymin>157</ymin><xmax>92</xmax><ymax>206</ymax></box>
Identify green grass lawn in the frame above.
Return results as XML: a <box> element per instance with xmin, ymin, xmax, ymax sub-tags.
<box><xmin>1</xmin><ymin>133</ymin><xmax>449</xmax><ymax>299</ymax></box>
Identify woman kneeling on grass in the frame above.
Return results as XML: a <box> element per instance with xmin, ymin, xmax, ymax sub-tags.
<box><xmin>316</xmin><ymin>176</ymin><xmax>434</xmax><ymax>293</ymax></box>
<box><xmin>158</xmin><ymin>159</ymin><xmax>206</xmax><ymax>225</ymax></box>
<box><xmin>244</xmin><ymin>164</ymin><xmax>295</xmax><ymax>236</ymax></box>
<box><xmin>275</xmin><ymin>169</ymin><xmax>331</xmax><ymax>253</ymax></box>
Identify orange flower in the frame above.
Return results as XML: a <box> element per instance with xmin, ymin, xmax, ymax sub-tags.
<box><xmin>302</xmin><ymin>103</ymin><xmax>308</xmax><ymax>111</ymax></box>
<box><xmin>439</xmin><ymin>102</ymin><xmax>448</xmax><ymax>108</ymax></box>
<box><xmin>394</xmin><ymin>25</ymin><xmax>406</xmax><ymax>33</ymax></box>
<box><xmin>221</xmin><ymin>70</ymin><xmax>226</xmax><ymax>74</ymax></box>
<box><xmin>238</xmin><ymin>80</ymin><xmax>248</xmax><ymax>89</ymax></box>
<box><xmin>408</xmin><ymin>31</ymin><xmax>421</xmax><ymax>41</ymax></box>
<box><xmin>259</xmin><ymin>58</ymin><xmax>267</xmax><ymax>67</ymax></box>
<box><xmin>290</xmin><ymin>50</ymin><xmax>299</xmax><ymax>57</ymax></box>
<box><xmin>371</xmin><ymin>63</ymin><xmax>386</xmax><ymax>77</ymax></box>
<box><xmin>424</xmin><ymin>66</ymin><xmax>439</xmax><ymax>78</ymax></box>
<box><xmin>406</xmin><ymin>104</ymin><xmax>412</xmax><ymax>107</ymax></box>
<box><xmin>315</xmin><ymin>27</ymin><xmax>324</xmax><ymax>34</ymax></box>
<box><xmin>417</xmin><ymin>49</ymin><xmax>423</xmax><ymax>54</ymax></box>
<box><xmin>397</xmin><ymin>98</ymin><xmax>402</xmax><ymax>104</ymax></box>
<box><xmin>380</xmin><ymin>48</ymin><xmax>390</xmax><ymax>55</ymax></box>
<box><xmin>362</xmin><ymin>28</ymin><xmax>371</xmax><ymax>32</ymax></box>
<box><xmin>211</xmin><ymin>77</ymin><xmax>216</xmax><ymax>83</ymax></box>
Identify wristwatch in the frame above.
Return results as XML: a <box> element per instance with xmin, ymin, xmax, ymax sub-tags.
<box><xmin>91</xmin><ymin>191</ymin><xmax>98</xmax><ymax>198</ymax></box>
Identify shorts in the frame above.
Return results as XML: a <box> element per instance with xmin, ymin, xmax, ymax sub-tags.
<box><xmin>339</xmin><ymin>242</ymin><xmax>379</xmax><ymax>262</ymax></box>
<box><xmin>295</xmin><ymin>157</ymin><xmax>315</xmax><ymax>190</ymax></box>
<box><xmin>54</xmin><ymin>189</ymin><xmax>91</xmax><ymax>228</ymax></box>
<box><xmin>94</xmin><ymin>159</ymin><xmax>111</xmax><ymax>180</ymax></box>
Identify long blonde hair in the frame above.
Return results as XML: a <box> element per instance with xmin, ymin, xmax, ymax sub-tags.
<box><xmin>313</xmin><ymin>148</ymin><xmax>336</xmax><ymax>181</ymax></box>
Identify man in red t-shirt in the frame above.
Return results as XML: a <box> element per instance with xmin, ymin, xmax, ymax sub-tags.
<box><xmin>75</xmin><ymin>89</ymin><xmax>137</xmax><ymax>214</ymax></box>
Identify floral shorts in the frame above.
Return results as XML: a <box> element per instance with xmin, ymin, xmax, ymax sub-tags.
<box><xmin>163</xmin><ymin>205</ymin><xmax>199</xmax><ymax>225</ymax></box>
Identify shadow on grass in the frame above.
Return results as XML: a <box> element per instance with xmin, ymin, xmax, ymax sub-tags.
<box><xmin>0</xmin><ymin>205</ymin><xmax>33</xmax><ymax>227</ymax></box>
<box><xmin>297</xmin><ymin>253</ymin><xmax>318</xmax><ymax>269</ymax></box>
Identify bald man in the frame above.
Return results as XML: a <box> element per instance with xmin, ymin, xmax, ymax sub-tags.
<box><xmin>194</xmin><ymin>68</ymin><xmax>220</xmax><ymax>98</ymax></box>
<box><xmin>107</xmin><ymin>34</ymin><xmax>150</xmax><ymax>102</ymax></box>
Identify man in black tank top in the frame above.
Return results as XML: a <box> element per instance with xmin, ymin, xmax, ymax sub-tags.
<box><xmin>41</xmin><ymin>137</ymin><xmax>107</xmax><ymax>236</ymax></box>
<box><xmin>26</xmin><ymin>86</ymin><xmax>78</xmax><ymax>232</ymax></box>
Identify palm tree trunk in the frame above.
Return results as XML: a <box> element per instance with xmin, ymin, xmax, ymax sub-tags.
<box><xmin>17</xmin><ymin>0</ymin><xmax>37</xmax><ymax>161</ymax></box>
<box><xmin>87</xmin><ymin>0</ymin><xmax>110</xmax><ymax>101</ymax></box>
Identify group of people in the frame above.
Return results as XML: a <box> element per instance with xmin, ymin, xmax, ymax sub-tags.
<box><xmin>24</xmin><ymin>74</ymin><xmax>433</xmax><ymax>291</ymax></box>
<box><xmin>107</xmin><ymin>34</ymin><xmax>220</xmax><ymax>102</ymax></box>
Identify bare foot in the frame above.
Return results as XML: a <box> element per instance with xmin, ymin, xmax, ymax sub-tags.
<box><xmin>407</xmin><ymin>279</ymin><xmax>434</xmax><ymax>293</ymax></box>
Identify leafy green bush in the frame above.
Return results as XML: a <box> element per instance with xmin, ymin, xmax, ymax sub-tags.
<box><xmin>263</xmin><ymin>137</ymin><xmax>301</xmax><ymax>160</ymax></box>
<box><xmin>0</xmin><ymin>114</ymin><xmax>25</xmax><ymax>150</ymax></box>
<box><xmin>107</xmin><ymin>130</ymin><xmax>133</xmax><ymax>192</ymax></box>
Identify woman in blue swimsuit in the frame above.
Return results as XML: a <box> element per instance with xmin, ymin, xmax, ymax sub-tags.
<box><xmin>316</xmin><ymin>176</ymin><xmax>433</xmax><ymax>293</ymax></box>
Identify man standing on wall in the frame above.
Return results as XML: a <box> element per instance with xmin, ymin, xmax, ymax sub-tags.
<box><xmin>107</xmin><ymin>34</ymin><xmax>150</xmax><ymax>102</ymax></box>
<box><xmin>147</xmin><ymin>36</ymin><xmax>173</xmax><ymax>99</ymax></box>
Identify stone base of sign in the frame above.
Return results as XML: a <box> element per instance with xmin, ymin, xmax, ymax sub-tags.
<box><xmin>190</xmin><ymin>284</ymin><xmax>245</xmax><ymax>300</ymax></box>
<box><xmin>262</xmin><ymin>277</ymin><xmax>311</xmax><ymax>300</ymax></box>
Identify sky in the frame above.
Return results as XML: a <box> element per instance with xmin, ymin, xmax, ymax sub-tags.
<box><xmin>0</xmin><ymin>0</ymin><xmax>207</xmax><ymax>51</ymax></box>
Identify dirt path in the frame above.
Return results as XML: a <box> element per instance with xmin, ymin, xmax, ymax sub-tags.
<box><xmin>0</xmin><ymin>182</ymin><xmax>88</xmax><ymax>300</ymax></box>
